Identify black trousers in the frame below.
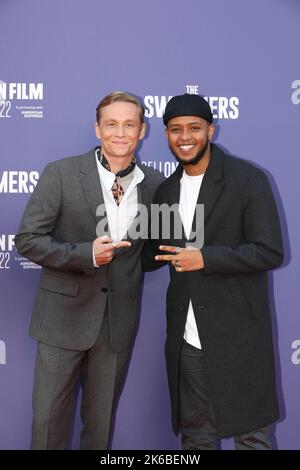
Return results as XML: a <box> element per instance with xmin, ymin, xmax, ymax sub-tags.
<box><xmin>179</xmin><ymin>340</ymin><xmax>272</xmax><ymax>450</ymax></box>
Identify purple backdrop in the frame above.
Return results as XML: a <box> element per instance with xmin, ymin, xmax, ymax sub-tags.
<box><xmin>0</xmin><ymin>0</ymin><xmax>299</xmax><ymax>450</ymax></box>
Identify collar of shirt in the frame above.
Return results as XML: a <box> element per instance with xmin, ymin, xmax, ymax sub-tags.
<box><xmin>95</xmin><ymin>150</ymin><xmax>145</xmax><ymax>201</ymax></box>
<box><xmin>181</xmin><ymin>169</ymin><xmax>204</xmax><ymax>183</ymax></box>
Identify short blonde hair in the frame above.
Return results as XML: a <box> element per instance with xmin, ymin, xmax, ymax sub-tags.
<box><xmin>96</xmin><ymin>91</ymin><xmax>145</xmax><ymax>124</ymax></box>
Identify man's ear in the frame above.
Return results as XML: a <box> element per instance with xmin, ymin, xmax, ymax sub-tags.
<box><xmin>208</xmin><ymin>123</ymin><xmax>215</xmax><ymax>141</ymax></box>
<box><xmin>95</xmin><ymin>122</ymin><xmax>101</xmax><ymax>140</ymax></box>
<box><xmin>139</xmin><ymin>122</ymin><xmax>147</xmax><ymax>140</ymax></box>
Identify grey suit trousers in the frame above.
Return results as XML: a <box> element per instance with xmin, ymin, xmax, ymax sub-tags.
<box><xmin>31</xmin><ymin>309</ymin><xmax>130</xmax><ymax>450</ymax></box>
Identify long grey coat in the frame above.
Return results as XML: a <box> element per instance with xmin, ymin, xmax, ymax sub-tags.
<box><xmin>15</xmin><ymin>149</ymin><xmax>164</xmax><ymax>352</ymax></box>
<box><xmin>143</xmin><ymin>144</ymin><xmax>283</xmax><ymax>438</ymax></box>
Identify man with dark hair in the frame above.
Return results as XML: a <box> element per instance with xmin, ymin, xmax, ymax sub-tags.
<box><xmin>15</xmin><ymin>91</ymin><xmax>164</xmax><ymax>449</ymax></box>
<box><xmin>143</xmin><ymin>93</ymin><xmax>283</xmax><ymax>450</ymax></box>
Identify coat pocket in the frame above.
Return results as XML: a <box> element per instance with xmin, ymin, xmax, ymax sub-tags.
<box><xmin>225</xmin><ymin>278</ymin><xmax>256</xmax><ymax>328</ymax></box>
<box><xmin>40</xmin><ymin>274</ymin><xmax>79</xmax><ymax>297</ymax></box>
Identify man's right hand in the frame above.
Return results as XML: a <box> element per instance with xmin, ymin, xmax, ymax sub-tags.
<box><xmin>93</xmin><ymin>235</ymin><xmax>131</xmax><ymax>266</ymax></box>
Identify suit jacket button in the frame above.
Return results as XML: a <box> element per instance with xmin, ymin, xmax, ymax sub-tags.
<box><xmin>198</xmin><ymin>305</ymin><xmax>206</xmax><ymax>309</ymax></box>
<box><xmin>101</xmin><ymin>287</ymin><xmax>108</xmax><ymax>293</ymax></box>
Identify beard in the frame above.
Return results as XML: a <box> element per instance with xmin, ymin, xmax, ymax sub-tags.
<box><xmin>170</xmin><ymin>137</ymin><xmax>209</xmax><ymax>166</ymax></box>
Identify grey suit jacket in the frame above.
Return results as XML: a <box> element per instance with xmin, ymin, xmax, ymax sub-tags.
<box><xmin>15</xmin><ymin>149</ymin><xmax>164</xmax><ymax>352</ymax></box>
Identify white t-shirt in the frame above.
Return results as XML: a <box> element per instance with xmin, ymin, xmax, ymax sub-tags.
<box><xmin>179</xmin><ymin>170</ymin><xmax>204</xmax><ymax>349</ymax></box>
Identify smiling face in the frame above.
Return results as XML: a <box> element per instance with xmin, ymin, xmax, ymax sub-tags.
<box><xmin>95</xmin><ymin>101</ymin><xmax>146</xmax><ymax>166</ymax></box>
<box><xmin>165</xmin><ymin>115</ymin><xmax>215</xmax><ymax>169</ymax></box>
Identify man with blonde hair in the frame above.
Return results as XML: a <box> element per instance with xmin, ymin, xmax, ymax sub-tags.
<box><xmin>15</xmin><ymin>91</ymin><xmax>164</xmax><ymax>449</ymax></box>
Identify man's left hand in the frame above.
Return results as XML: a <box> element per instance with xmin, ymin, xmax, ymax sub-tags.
<box><xmin>155</xmin><ymin>245</ymin><xmax>204</xmax><ymax>272</ymax></box>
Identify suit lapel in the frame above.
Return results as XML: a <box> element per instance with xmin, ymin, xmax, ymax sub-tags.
<box><xmin>137</xmin><ymin>174</ymin><xmax>151</xmax><ymax>208</ymax></box>
<box><xmin>79</xmin><ymin>149</ymin><xmax>110</xmax><ymax>235</ymax></box>
<box><xmin>198</xmin><ymin>144</ymin><xmax>225</xmax><ymax>223</ymax></box>
<box><xmin>163</xmin><ymin>166</ymin><xmax>186</xmax><ymax>247</ymax></box>
<box><xmin>124</xmin><ymin>170</ymin><xmax>151</xmax><ymax>243</ymax></box>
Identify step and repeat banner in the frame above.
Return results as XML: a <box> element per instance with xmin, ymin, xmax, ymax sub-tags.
<box><xmin>0</xmin><ymin>0</ymin><xmax>299</xmax><ymax>449</ymax></box>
